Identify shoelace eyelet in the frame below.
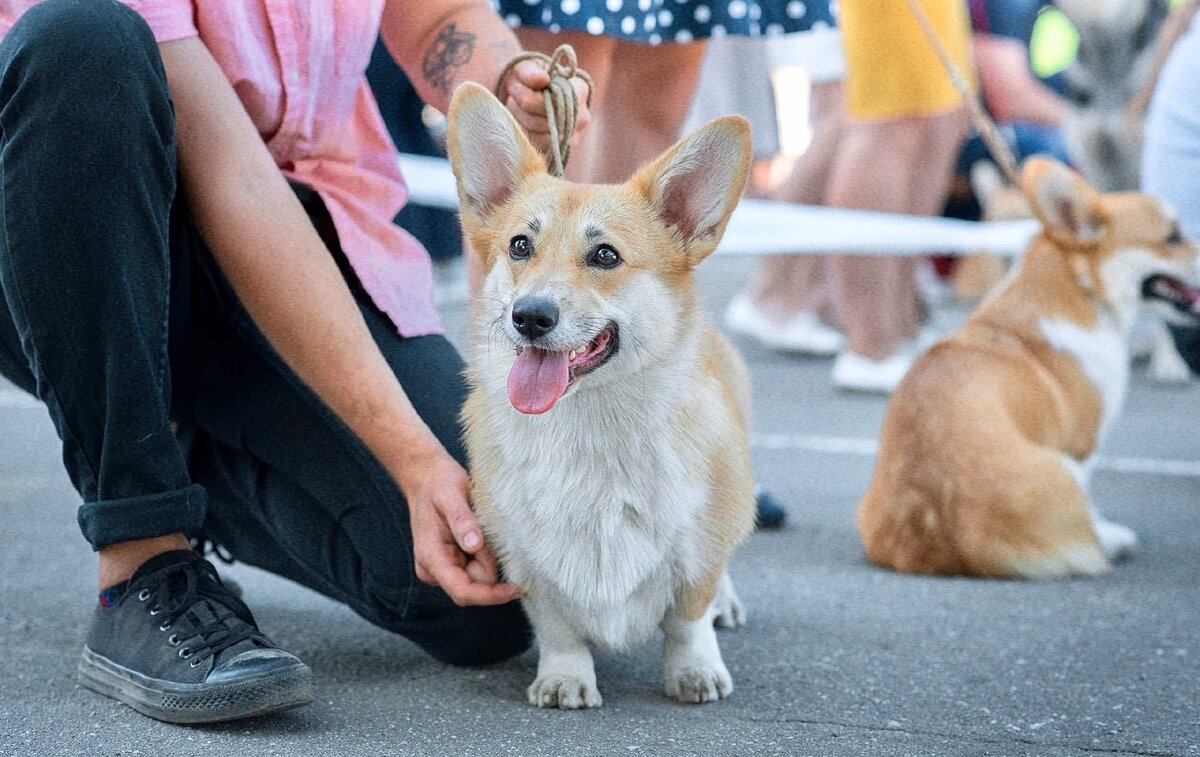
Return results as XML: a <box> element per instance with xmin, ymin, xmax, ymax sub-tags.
<box><xmin>159</xmin><ymin>620</ymin><xmax>172</xmax><ymax>632</ymax></box>
<box><xmin>178</xmin><ymin>647</ymin><xmax>192</xmax><ymax>659</ymax></box>
<box><xmin>148</xmin><ymin>605</ymin><xmax>162</xmax><ymax>616</ymax></box>
<box><xmin>167</xmin><ymin>634</ymin><xmax>180</xmax><ymax>647</ymax></box>
<box><xmin>137</xmin><ymin>588</ymin><xmax>152</xmax><ymax>602</ymax></box>
<box><xmin>190</xmin><ymin>658</ymin><xmax>203</xmax><ymax>668</ymax></box>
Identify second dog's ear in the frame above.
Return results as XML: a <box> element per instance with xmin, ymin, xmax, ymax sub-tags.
<box><xmin>1022</xmin><ymin>157</ymin><xmax>1107</xmax><ymax>246</ymax></box>
<box><xmin>447</xmin><ymin>83</ymin><xmax>546</xmax><ymax>225</ymax></box>
<box><xmin>632</xmin><ymin>116</ymin><xmax>751</xmax><ymax>265</ymax></box>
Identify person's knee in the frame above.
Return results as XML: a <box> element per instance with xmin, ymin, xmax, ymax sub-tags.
<box><xmin>360</xmin><ymin>581</ymin><xmax>532</xmax><ymax>666</ymax></box>
<box><xmin>3</xmin><ymin>0</ymin><xmax>163</xmax><ymax>107</ymax></box>
<box><xmin>413</xmin><ymin>603</ymin><xmax>533</xmax><ymax>667</ymax></box>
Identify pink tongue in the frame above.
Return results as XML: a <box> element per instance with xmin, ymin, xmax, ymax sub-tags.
<box><xmin>508</xmin><ymin>347</ymin><xmax>570</xmax><ymax>414</ymax></box>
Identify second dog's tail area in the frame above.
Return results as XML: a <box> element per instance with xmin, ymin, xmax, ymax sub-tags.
<box><xmin>859</xmin><ymin>449</ymin><xmax>1111</xmax><ymax>579</ymax></box>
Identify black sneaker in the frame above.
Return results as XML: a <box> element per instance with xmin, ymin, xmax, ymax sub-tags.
<box><xmin>78</xmin><ymin>550</ymin><xmax>314</xmax><ymax>724</ymax></box>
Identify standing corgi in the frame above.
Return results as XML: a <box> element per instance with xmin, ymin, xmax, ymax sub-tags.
<box><xmin>447</xmin><ymin>83</ymin><xmax>756</xmax><ymax>707</ymax></box>
<box><xmin>859</xmin><ymin>158</ymin><xmax>1199</xmax><ymax>578</ymax></box>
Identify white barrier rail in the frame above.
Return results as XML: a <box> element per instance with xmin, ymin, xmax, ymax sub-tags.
<box><xmin>399</xmin><ymin>153</ymin><xmax>1040</xmax><ymax>258</ymax></box>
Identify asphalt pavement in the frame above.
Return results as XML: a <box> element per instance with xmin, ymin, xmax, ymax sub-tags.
<box><xmin>1</xmin><ymin>256</ymin><xmax>1198</xmax><ymax>756</ymax></box>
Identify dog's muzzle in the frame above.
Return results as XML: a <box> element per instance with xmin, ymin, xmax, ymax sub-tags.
<box><xmin>1142</xmin><ymin>274</ymin><xmax>1200</xmax><ymax>320</ymax></box>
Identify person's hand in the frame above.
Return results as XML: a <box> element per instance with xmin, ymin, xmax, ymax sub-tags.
<box><xmin>395</xmin><ymin>442</ymin><xmax>520</xmax><ymax>607</ymax></box>
<box><xmin>501</xmin><ymin>59</ymin><xmax>592</xmax><ymax>155</ymax></box>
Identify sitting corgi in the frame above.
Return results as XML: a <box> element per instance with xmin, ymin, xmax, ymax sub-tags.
<box><xmin>447</xmin><ymin>83</ymin><xmax>756</xmax><ymax>707</ymax></box>
<box><xmin>858</xmin><ymin>157</ymin><xmax>1199</xmax><ymax>578</ymax></box>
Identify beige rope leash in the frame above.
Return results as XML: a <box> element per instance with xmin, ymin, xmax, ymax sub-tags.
<box><xmin>903</xmin><ymin>0</ymin><xmax>1023</xmax><ymax>190</ymax></box>
<box><xmin>495</xmin><ymin>45</ymin><xmax>595</xmax><ymax>177</ymax></box>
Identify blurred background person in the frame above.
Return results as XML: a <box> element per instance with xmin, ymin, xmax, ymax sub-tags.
<box><xmin>497</xmin><ymin>0</ymin><xmax>837</xmax><ymax>185</ymax></box>
<box><xmin>823</xmin><ymin>0</ymin><xmax>972</xmax><ymax>394</ymax></box>
<box><xmin>1142</xmin><ymin>0</ymin><xmax>1200</xmax><ymax>375</ymax></box>
<box><xmin>718</xmin><ymin>23</ymin><xmax>848</xmax><ymax>357</ymax></box>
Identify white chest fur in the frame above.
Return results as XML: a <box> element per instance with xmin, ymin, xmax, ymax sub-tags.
<box><xmin>472</xmin><ymin>356</ymin><xmax>720</xmax><ymax>650</ymax></box>
<box><xmin>1038</xmin><ymin>311</ymin><xmax>1128</xmax><ymax>445</ymax></box>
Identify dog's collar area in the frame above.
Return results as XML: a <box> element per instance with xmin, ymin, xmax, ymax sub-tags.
<box><xmin>1142</xmin><ymin>274</ymin><xmax>1200</xmax><ymax>319</ymax></box>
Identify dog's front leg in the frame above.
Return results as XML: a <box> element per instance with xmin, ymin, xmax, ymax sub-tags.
<box><xmin>662</xmin><ymin>570</ymin><xmax>734</xmax><ymax>704</ymax></box>
<box><xmin>524</xmin><ymin>596</ymin><xmax>602</xmax><ymax>709</ymax></box>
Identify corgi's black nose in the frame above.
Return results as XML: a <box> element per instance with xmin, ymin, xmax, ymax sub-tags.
<box><xmin>512</xmin><ymin>297</ymin><xmax>559</xmax><ymax>338</ymax></box>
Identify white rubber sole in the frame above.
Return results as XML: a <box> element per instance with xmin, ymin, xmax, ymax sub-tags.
<box><xmin>78</xmin><ymin>646</ymin><xmax>314</xmax><ymax>724</ymax></box>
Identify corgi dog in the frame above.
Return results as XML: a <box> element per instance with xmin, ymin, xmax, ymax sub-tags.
<box><xmin>447</xmin><ymin>83</ymin><xmax>756</xmax><ymax>708</ymax></box>
<box><xmin>858</xmin><ymin>157</ymin><xmax>1199</xmax><ymax>579</ymax></box>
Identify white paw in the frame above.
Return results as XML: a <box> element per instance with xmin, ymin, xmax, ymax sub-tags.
<box><xmin>665</xmin><ymin>663</ymin><xmax>733</xmax><ymax>704</ymax></box>
<box><xmin>1094</xmin><ymin>519</ymin><xmax>1138</xmax><ymax>562</ymax></box>
<box><xmin>527</xmin><ymin>675</ymin><xmax>603</xmax><ymax>709</ymax></box>
<box><xmin>711</xmin><ymin>574</ymin><xmax>747</xmax><ymax>629</ymax></box>
<box><xmin>1149</xmin><ymin>343</ymin><xmax>1192</xmax><ymax>383</ymax></box>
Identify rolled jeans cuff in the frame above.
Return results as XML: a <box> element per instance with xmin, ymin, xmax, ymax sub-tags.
<box><xmin>77</xmin><ymin>484</ymin><xmax>207</xmax><ymax>550</ymax></box>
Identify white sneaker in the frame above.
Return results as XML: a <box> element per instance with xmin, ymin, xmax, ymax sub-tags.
<box><xmin>831</xmin><ymin>350</ymin><xmax>914</xmax><ymax>394</ymax></box>
<box><xmin>724</xmin><ymin>294</ymin><xmax>844</xmax><ymax>355</ymax></box>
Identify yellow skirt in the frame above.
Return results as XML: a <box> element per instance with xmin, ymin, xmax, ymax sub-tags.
<box><xmin>840</xmin><ymin>0</ymin><xmax>974</xmax><ymax>121</ymax></box>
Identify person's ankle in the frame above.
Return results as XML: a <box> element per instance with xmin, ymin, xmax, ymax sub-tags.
<box><xmin>97</xmin><ymin>533</ymin><xmax>191</xmax><ymax>590</ymax></box>
<box><xmin>845</xmin><ymin>342</ymin><xmax>898</xmax><ymax>361</ymax></box>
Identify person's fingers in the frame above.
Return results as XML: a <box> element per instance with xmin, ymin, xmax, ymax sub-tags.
<box><xmin>465</xmin><ymin>557</ymin><xmax>494</xmax><ymax>584</ymax></box>
<box><xmin>434</xmin><ymin>559</ymin><xmax>521</xmax><ymax>607</ymax></box>
<box><xmin>507</xmin><ymin>81</ymin><xmax>547</xmax><ymax>116</ymax></box>
<box><xmin>438</xmin><ymin>491</ymin><xmax>484</xmax><ymax>554</ymax></box>
<box><xmin>571</xmin><ymin>77</ymin><xmax>592</xmax><ymax>130</ymax></box>
<box><xmin>415</xmin><ymin>560</ymin><xmax>434</xmax><ymax>586</ymax></box>
<box><xmin>466</xmin><ymin>545</ymin><xmax>501</xmax><ymax>584</ymax></box>
<box><xmin>513</xmin><ymin>59</ymin><xmax>551</xmax><ymax>90</ymax></box>
<box><xmin>506</xmin><ymin>103</ymin><xmax>552</xmax><ymax>135</ymax></box>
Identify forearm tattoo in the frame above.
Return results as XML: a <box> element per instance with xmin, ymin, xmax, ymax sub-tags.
<box><xmin>423</xmin><ymin>23</ymin><xmax>476</xmax><ymax>97</ymax></box>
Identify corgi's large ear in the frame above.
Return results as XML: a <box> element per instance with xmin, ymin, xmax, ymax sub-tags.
<box><xmin>447</xmin><ymin>83</ymin><xmax>546</xmax><ymax>226</ymax></box>
<box><xmin>632</xmin><ymin>116</ymin><xmax>751</xmax><ymax>264</ymax></box>
<box><xmin>1021</xmin><ymin>157</ymin><xmax>1107</xmax><ymax>245</ymax></box>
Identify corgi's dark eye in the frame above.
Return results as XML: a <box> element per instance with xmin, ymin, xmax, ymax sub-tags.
<box><xmin>509</xmin><ymin>235</ymin><xmax>531</xmax><ymax>260</ymax></box>
<box><xmin>1167</xmin><ymin>224</ymin><xmax>1183</xmax><ymax>245</ymax></box>
<box><xmin>589</xmin><ymin>244</ymin><xmax>621</xmax><ymax>269</ymax></box>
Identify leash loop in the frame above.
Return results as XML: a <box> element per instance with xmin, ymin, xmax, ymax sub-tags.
<box><xmin>495</xmin><ymin>45</ymin><xmax>595</xmax><ymax>178</ymax></box>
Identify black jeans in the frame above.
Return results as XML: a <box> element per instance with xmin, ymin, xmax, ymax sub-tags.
<box><xmin>0</xmin><ymin>0</ymin><xmax>529</xmax><ymax>666</ymax></box>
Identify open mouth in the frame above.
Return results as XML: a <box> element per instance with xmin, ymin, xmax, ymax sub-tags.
<box><xmin>507</xmin><ymin>324</ymin><xmax>620</xmax><ymax>415</ymax></box>
<box><xmin>1142</xmin><ymin>274</ymin><xmax>1200</xmax><ymax>320</ymax></box>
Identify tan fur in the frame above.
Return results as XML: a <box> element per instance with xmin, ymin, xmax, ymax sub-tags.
<box><xmin>858</xmin><ymin>158</ymin><xmax>1196</xmax><ymax>578</ymax></box>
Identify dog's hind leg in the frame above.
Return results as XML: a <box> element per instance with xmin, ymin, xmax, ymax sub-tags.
<box><xmin>663</xmin><ymin>569</ymin><xmax>734</xmax><ymax>704</ymax></box>
<box><xmin>524</xmin><ymin>597</ymin><xmax>602</xmax><ymax>710</ymax></box>
<box><xmin>1149</xmin><ymin>320</ymin><xmax>1192</xmax><ymax>383</ymax></box>
<box><xmin>1090</xmin><ymin>508</ymin><xmax>1139</xmax><ymax>562</ymax></box>
<box><xmin>709</xmin><ymin>571</ymin><xmax>746</xmax><ymax>629</ymax></box>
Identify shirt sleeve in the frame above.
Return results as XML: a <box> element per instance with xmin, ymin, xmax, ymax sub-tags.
<box><xmin>119</xmin><ymin>0</ymin><xmax>197</xmax><ymax>43</ymax></box>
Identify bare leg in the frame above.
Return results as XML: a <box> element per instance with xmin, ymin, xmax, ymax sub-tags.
<box><xmin>746</xmin><ymin>82</ymin><xmax>846</xmax><ymax>323</ymax></box>
<box><xmin>827</xmin><ymin>108</ymin><xmax>965</xmax><ymax>359</ymax></box>
<box><xmin>574</xmin><ymin>38</ymin><xmax>707</xmax><ymax>183</ymax></box>
<box><xmin>97</xmin><ymin>533</ymin><xmax>191</xmax><ymax>589</ymax></box>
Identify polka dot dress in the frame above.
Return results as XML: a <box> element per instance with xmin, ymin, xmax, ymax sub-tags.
<box><xmin>494</xmin><ymin>0</ymin><xmax>837</xmax><ymax>45</ymax></box>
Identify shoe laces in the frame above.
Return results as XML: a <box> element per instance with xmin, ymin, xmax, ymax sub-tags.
<box><xmin>136</xmin><ymin>557</ymin><xmax>260</xmax><ymax>667</ymax></box>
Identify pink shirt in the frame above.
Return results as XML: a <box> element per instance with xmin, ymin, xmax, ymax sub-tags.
<box><xmin>0</xmin><ymin>0</ymin><xmax>442</xmax><ymax>336</ymax></box>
